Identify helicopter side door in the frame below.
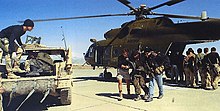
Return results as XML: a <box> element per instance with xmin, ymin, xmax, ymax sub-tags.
<box><xmin>102</xmin><ymin>46</ymin><xmax>112</xmax><ymax>67</ymax></box>
<box><xmin>95</xmin><ymin>46</ymin><xmax>104</xmax><ymax>66</ymax></box>
<box><xmin>102</xmin><ymin>45</ymin><xmax>119</xmax><ymax>67</ymax></box>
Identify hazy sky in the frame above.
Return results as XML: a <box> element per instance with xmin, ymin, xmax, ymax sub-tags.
<box><xmin>1</xmin><ymin>0</ymin><xmax>220</xmax><ymax>58</ymax></box>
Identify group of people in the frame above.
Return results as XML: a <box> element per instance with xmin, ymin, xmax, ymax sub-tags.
<box><xmin>117</xmin><ymin>48</ymin><xmax>170</xmax><ymax>102</ymax></box>
<box><xmin>116</xmin><ymin>46</ymin><xmax>220</xmax><ymax>102</ymax></box>
<box><xmin>168</xmin><ymin>47</ymin><xmax>220</xmax><ymax>90</ymax></box>
<box><xmin>182</xmin><ymin>47</ymin><xmax>220</xmax><ymax>89</ymax></box>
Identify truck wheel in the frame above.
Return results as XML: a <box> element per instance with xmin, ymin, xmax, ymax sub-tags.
<box><xmin>60</xmin><ymin>88</ymin><xmax>72</xmax><ymax>105</ymax></box>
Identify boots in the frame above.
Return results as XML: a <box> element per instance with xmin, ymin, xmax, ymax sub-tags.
<box><xmin>12</xmin><ymin>66</ymin><xmax>26</xmax><ymax>73</ymax></box>
<box><xmin>145</xmin><ymin>97</ymin><xmax>153</xmax><ymax>102</ymax></box>
<box><xmin>118</xmin><ymin>91</ymin><xmax>123</xmax><ymax>101</ymax></box>
<box><xmin>8</xmin><ymin>72</ymin><xmax>20</xmax><ymax>79</ymax></box>
<box><xmin>24</xmin><ymin>60</ymin><xmax>30</xmax><ymax>72</ymax></box>
<box><xmin>143</xmin><ymin>94</ymin><xmax>149</xmax><ymax>100</ymax></box>
<box><xmin>134</xmin><ymin>95</ymin><xmax>141</xmax><ymax>101</ymax></box>
<box><xmin>5</xmin><ymin>54</ymin><xmax>21</xmax><ymax>79</ymax></box>
<box><xmin>12</xmin><ymin>55</ymin><xmax>26</xmax><ymax>73</ymax></box>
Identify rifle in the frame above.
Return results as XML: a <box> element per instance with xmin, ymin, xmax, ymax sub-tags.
<box><xmin>125</xmin><ymin>58</ymin><xmax>136</xmax><ymax>76</ymax></box>
<box><xmin>144</xmin><ymin>60</ymin><xmax>155</xmax><ymax>78</ymax></box>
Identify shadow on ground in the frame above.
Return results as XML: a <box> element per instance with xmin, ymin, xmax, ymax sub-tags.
<box><xmin>73</xmin><ymin>76</ymin><xmax>220</xmax><ymax>91</ymax></box>
<box><xmin>96</xmin><ymin>93</ymin><xmax>136</xmax><ymax>101</ymax></box>
<box><xmin>73</xmin><ymin>77</ymin><xmax>118</xmax><ymax>83</ymax></box>
<box><xmin>2</xmin><ymin>93</ymin><xmax>66</xmax><ymax>111</ymax></box>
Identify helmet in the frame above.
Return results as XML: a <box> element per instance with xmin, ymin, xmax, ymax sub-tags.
<box><xmin>23</xmin><ymin>19</ymin><xmax>34</xmax><ymax>27</ymax></box>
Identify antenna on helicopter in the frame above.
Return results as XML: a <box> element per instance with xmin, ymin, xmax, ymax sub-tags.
<box><xmin>61</xmin><ymin>26</ymin><xmax>67</xmax><ymax>50</ymax></box>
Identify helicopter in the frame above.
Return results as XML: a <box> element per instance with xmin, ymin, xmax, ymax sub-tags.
<box><xmin>83</xmin><ymin>0</ymin><xmax>220</xmax><ymax>78</ymax></box>
<box><xmin>20</xmin><ymin>0</ymin><xmax>220</xmax><ymax>78</ymax></box>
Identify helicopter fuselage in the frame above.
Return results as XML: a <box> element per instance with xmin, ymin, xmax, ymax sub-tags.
<box><xmin>84</xmin><ymin>17</ymin><xmax>220</xmax><ymax>68</ymax></box>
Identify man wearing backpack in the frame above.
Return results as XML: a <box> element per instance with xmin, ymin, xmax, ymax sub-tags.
<box><xmin>206</xmin><ymin>47</ymin><xmax>220</xmax><ymax>90</ymax></box>
<box><xmin>144</xmin><ymin>48</ymin><xmax>171</xmax><ymax>102</ymax></box>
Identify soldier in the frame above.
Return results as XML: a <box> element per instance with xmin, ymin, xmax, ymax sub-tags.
<box><xmin>130</xmin><ymin>50</ymin><xmax>149</xmax><ymax>101</ymax></box>
<box><xmin>195</xmin><ymin>48</ymin><xmax>205</xmax><ymax>88</ymax></box>
<box><xmin>176</xmin><ymin>52</ymin><xmax>185</xmax><ymax>83</ymax></box>
<box><xmin>188</xmin><ymin>48</ymin><xmax>198</xmax><ymax>85</ymax></box>
<box><xmin>117</xmin><ymin>49</ymin><xmax>131</xmax><ymax>101</ymax></box>
<box><xmin>206</xmin><ymin>47</ymin><xmax>220</xmax><ymax>90</ymax></box>
<box><xmin>169</xmin><ymin>52</ymin><xmax>180</xmax><ymax>83</ymax></box>
<box><xmin>183</xmin><ymin>50</ymin><xmax>196</xmax><ymax>87</ymax></box>
<box><xmin>0</xmin><ymin>19</ymin><xmax>34</xmax><ymax>79</ymax></box>
<box><xmin>201</xmin><ymin>48</ymin><xmax>212</xmax><ymax>89</ymax></box>
<box><xmin>144</xmin><ymin>48</ymin><xmax>168</xmax><ymax>102</ymax></box>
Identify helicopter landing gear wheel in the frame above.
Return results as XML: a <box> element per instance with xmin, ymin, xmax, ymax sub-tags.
<box><xmin>104</xmin><ymin>72</ymin><xmax>112</xmax><ymax>79</ymax></box>
<box><xmin>103</xmin><ymin>68</ymin><xmax>112</xmax><ymax>79</ymax></box>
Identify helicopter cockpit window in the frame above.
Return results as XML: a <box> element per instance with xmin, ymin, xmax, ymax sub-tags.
<box><xmin>88</xmin><ymin>46</ymin><xmax>94</xmax><ymax>57</ymax></box>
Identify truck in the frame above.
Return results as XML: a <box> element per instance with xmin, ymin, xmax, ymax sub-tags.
<box><xmin>0</xmin><ymin>36</ymin><xmax>73</xmax><ymax>111</ymax></box>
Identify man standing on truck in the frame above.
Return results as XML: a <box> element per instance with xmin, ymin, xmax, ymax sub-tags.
<box><xmin>0</xmin><ymin>19</ymin><xmax>34</xmax><ymax>79</ymax></box>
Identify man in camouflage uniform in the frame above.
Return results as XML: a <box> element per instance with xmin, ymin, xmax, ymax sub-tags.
<box><xmin>130</xmin><ymin>50</ymin><xmax>149</xmax><ymax>101</ymax></box>
<box><xmin>0</xmin><ymin>19</ymin><xmax>34</xmax><ymax>79</ymax></box>
<box><xmin>183</xmin><ymin>50</ymin><xmax>196</xmax><ymax>87</ymax></box>
<box><xmin>195</xmin><ymin>48</ymin><xmax>205</xmax><ymax>88</ymax></box>
<box><xmin>201</xmin><ymin>48</ymin><xmax>212</xmax><ymax>89</ymax></box>
<box><xmin>206</xmin><ymin>47</ymin><xmax>220</xmax><ymax>90</ymax></box>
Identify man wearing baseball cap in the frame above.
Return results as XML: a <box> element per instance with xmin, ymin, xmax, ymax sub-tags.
<box><xmin>0</xmin><ymin>19</ymin><xmax>34</xmax><ymax>79</ymax></box>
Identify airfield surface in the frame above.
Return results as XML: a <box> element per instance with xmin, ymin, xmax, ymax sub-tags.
<box><xmin>48</xmin><ymin>68</ymin><xmax>220</xmax><ymax>111</ymax></box>
<box><xmin>6</xmin><ymin>68</ymin><xmax>220</xmax><ymax>111</ymax></box>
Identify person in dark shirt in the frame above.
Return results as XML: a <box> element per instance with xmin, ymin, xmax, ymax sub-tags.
<box><xmin>201</xmin><ymin>48</ymin><xmax>212</xmax><ymax>89</ymax></box>
<box><xmin>196</xmin><ymin>48</ymin><xmax>205</xmax><ymax>88</ymax></box>
<box><xmin>206</xmin><ymin>47</ymin><xmax>220</xmax><ymax>90</ymax></box>
<box><xmin>144</xmin><ymin>48</ymin><xmax>167</xmax><ymax>102</ymax></box>
<box><xmin>176</xmin><ymin>52</ymin><xmax>185</xmax><ymax>83</ymax></box>
<box><xmin>117</xmin><ymin>49</ymin><xmax>131</xmax><ymax>101</ymax></box>
<box><xmin>183</xmin><ymin>49</ymin><xmax>196</xmax><ymax>88</ymax></box>
<box><xmin>130</xmin><ymin>50</ymin><xmax>149</xmax><ymax>101</ymax></box>
<box><xmin>0</xmin><ymin>19</ymin><xmax>34</xmax><ymax>79</ymax></box>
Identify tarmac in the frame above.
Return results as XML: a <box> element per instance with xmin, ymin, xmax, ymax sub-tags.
<box><xmin>47</xmin><ymin>68</ymin><xmax>220</xmax><ymax>111</ymax></box>
<box><xmin>5</xmin><ymin>68</ymin><xmax>219</xmax><ymax>111</ymax></box>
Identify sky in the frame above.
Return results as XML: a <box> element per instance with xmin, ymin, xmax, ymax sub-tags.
<box><xmin>1</xmin><ymin>0</ymin><xmax>220</xmax><ymax>58</ymax></box>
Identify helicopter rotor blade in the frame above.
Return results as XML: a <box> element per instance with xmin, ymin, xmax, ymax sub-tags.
<box><xmin>149</xmin><ymin>0</ymin><xmax>185</xmax><ymax>11</ymax></box>
<box><xmin>117</xmin><ymin>0</ymin><xmax>138</xmax><ymax>12</ymax></box>
<box><xmin>152</xmin><ymin>12</ymin><xmax>220</xmax><ymax>21</ymax></box>
<box><xmin>18</xmin><ymin>13</ymin><xmax>132</xmax><ymax>23</ymax></box>
<box><xmin>152</xmin><ymin>12</ymin><xmax>201</xmax><ymax>20</ymax></box>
